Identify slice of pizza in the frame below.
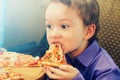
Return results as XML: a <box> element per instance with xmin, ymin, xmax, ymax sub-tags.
<box><xmin>0</xmin><ymin>52</ymin><xmax>40</xmax><ymax>67</ymax></box>
<box><xmin>40</xmin><ymin>44</ymin><xmax>67</xmax><ymax>67</ymax></box>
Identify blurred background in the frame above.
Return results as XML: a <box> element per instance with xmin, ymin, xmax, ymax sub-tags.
<box><xmin>0</xmin><ymin>0</ymin><xmax>49</xmax><ymax>48</ymax></box>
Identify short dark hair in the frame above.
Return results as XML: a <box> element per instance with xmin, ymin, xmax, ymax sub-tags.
<box><xmin>50</xmin><ymin>0</ymin><xmax>100</xmax><ymax>43</ymax></box>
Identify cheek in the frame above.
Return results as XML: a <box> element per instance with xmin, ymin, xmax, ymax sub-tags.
<box><xmin>63</xmin><ymin>34</ymin><xmax>84</xmax><ymax>53</ymax></box>
<box><xmin>63</xmin><ymin>35</ymin><xmax>78</xmax><ymax>51</ymax></box>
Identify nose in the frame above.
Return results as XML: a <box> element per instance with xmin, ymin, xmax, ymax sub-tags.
<box><xmin>50</xmin><ymin>28</ymin><xmax>60</xmax><ymax>38</ymax></box>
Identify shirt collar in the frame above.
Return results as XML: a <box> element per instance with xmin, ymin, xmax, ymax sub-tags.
<box><xmin>75</xmin><ymin>40</ymin><xmax>100</xmax><ymax>67</ymax></box>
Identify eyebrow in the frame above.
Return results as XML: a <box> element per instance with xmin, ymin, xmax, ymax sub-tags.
<box><xmin>45</xmin><ymin>17</ymin><xmax>72</xmax><ymax>23</ymax></box>
<box><xmin>60</xmin><ymin>18</ymin><xmax>72</xmax><ymax>22</ymax></box>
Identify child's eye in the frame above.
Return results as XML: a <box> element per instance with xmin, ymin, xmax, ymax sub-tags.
<box><xmin>46</xmin><ymin>24</ymin><xmax>52</xmax><ymax>28</ymax></box>
<box><xmin>61</xmin><ymin>24</ymin><xmax>69</xmax><ymax>29</ymax></box>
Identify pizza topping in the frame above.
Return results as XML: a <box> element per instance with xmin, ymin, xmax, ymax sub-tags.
<box><xmin>40</xmin><ymin>44</ymin><xmax>67</xmax><ymax>67</ymax></box>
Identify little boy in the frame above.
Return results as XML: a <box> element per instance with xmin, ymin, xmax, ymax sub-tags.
<box><xmin>43</xmin><ymin>0</ymin><xmax>120</xmax><ymax>80</ymax></box>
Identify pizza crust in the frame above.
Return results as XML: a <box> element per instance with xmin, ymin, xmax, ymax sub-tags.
<box><xmin>41</xmin><ymin>62</ymin><xmax>60</xmax><ymax>67</ymax></box>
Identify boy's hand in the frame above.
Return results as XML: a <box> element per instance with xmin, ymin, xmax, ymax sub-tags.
<box><xmin>45</xmin><ymin>65</ymin><xmax>79</xmax><ymax>80</ymax></box>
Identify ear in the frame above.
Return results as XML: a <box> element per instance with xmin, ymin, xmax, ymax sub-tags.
<box><xmin>84</xmin><ymin>24</ymin><xmax>96</xmax><ymax>40</ymax></box>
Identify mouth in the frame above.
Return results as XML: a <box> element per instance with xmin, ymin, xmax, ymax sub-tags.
<box><xmin>50</xmin><ymin>42</ymin><xmax>64</xmax><ymax>52</ymax></box>
<box><xmin>51</xmin><ymin>42</ymin><xmax>61</xmax><ymax>46</ymax></box>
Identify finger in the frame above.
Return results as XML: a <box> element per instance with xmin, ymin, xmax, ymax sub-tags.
<box><xmin>45</xmin><ymin>67</ymin><xmax>62</xmax><ymax>79</ymax></box>
<box><xmin>48</xmin><ymin>66</ymin><xmax>68</xmax><ymax>75</ymax></box>
<box><xmin>59</xmin><ymin>65</ymin><xmax>79</xmax><ymax>78</ymax></box>
<box><xmin>11</xmin><ymin>76</ymin><xmax>24</xmax><ymax>80</ymax></box>
<box><xmin>48</xmin><ymin>66</ymin><xmax>73</xmax><ymax>80</ymax></box>
<box><xmin>59</xmin><ymin>65</ymin><xmax>74</xmax><ymax>72</ymax></box>
<box><xmin>46</xmin><ymin>66</ymin><xmax>79</xmax><ymax>80</ymax></box>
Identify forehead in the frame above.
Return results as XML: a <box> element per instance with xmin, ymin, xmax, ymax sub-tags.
<box><xmin>45</xmin><ymin>2</ymin><xmax>80</xmax><ymax>20</ymax></box>
<box><xmin>46</xmin><ymin>2</ymin><xmax>69</xmax><ymax>15</ymax></box>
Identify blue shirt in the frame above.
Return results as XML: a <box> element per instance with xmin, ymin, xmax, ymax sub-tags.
<box><xmin>66</xmin><ymin>40</ymin><xmax>120</xmax><ymax>80</ymax></box>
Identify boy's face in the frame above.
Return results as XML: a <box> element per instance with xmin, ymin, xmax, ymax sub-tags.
<box><xmin>45</xmin><ymin>2</ymin><xmax>88</xmax><ymax>56</ymax></box>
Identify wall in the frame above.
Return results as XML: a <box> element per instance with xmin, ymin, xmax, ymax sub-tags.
<box><xmin>3</xmin><ymin>0</ymin><xmax>49</xmax><ymax>48</ymax></box>
<box><xmin>0</xmin><ymin>0</ymin><xmax>5</xmax><ymax>47</ymax></box>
